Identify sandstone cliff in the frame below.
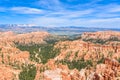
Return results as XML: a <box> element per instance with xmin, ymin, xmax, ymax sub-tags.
<box><xmin>55</xmin><ymin>40</ymin><xmax>120</xmax><ymax>61</ymax></box>
<box><xmin>0</xmin><ymin>31</ymin><xmax>119</xmax><ymax>80</ymax></box>
<box><xmin>35</xmin><ymin>58</ymin><xmax>120</xmax><ymax>80</ymax></box>
<box><xmin>14</xmin><ymin>31</ymin><xmax>50</xmax><ymax>45</ymax></box>
<box><xmin>81</xmin><ymin>31</ymin><xmax>120</xmax><ymax>44</ymax></box>
<box><xmin>0</xmin><ymin>31</ymin><xmax>50</xmax><ymax>80</ymax></box>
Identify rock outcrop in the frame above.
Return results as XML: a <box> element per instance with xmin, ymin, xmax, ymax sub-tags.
<box><xmin>0</xmin><ymin>31</ymin><xmax>50</xmax><ymax>45</ymax></box>
<box><xmin>0</xmin><ymin>31</ymin><xmax>32</xmax><ymax>79</ymax></box>
<box><xmin>38</xmin><ymin>58</ymin><xmax>120</xmax><ymax>80</ymax></box>
<box><xmin>55</xmin><ymin>40</ymin><xmax>120</xmax><ymax>61</ymax></box>
<box><xmin>0</xmin><ymin>31</ymin><xmax>120</xmax><ymax>80</ymax></box>
<box><xmin>0</xmin><ymin>64</ymin><xmax>20</xmax><ymax>80</ymax></box>
<box><xmin>0</xmin><ymin>31</ymin><xmax>50</xmax><ymax>80</ymax></box>
<box><xmin>81</xmin><ymin>31</ymin><xmax>120</xmax><ymax>43</ymax></box>
<box><xmin>14</xmin><ymin>31</ymin><xmax>50</xmax><ymax>45</ymax></box>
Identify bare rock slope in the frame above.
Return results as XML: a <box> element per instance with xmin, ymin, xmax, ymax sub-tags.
<box><xmin>0</xmin><ymin>31</ymin><xmax>120</xmax><ymax>80</ymax></box>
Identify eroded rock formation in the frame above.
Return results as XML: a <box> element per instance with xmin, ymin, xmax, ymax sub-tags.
<box><xmin>55</xmin><ymin>40</ymin><xmax>120</xmax><ymax>61</ymax></box>
<box><xmin>0</xmin><ymin>31</ymin><xmax>120</xmax><ymax>80</ymax></box>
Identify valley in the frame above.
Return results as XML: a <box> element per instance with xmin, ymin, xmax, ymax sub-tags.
<box><xmin>0</xmin><ymin>31</ymin><xmax>120</xmax><ymax>80</ymax></box>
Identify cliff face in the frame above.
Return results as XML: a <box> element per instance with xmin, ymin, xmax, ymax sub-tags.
<box><xmin>0</xmin><ymin>31</ymin><xmax>50</xmax><ymax>45</ymax></box>
<box><xmin>41</xmin><ymin>31</ymin><xmax>120</xmax><ymax>80</ymax></box>
<box><xmin>81</xmin><ymin>31</ymin><xmax>120</xmax><ymax>44</ymax></box>
<box><xmin>35</xmin><ymin>58</ymin><xmax>120</xmax><ymax>80</ymax></box>
<box><xmin>0</xmin><ymin>31</ymin><xmax>50</xmax><ymax>80</ymax></box>
<box><xmin>0</xmin><ymin>64</ymin><xmax>21</xmax><ymax>80</ymax></box>
<box><xmin>47</xmin><ymin>31</ymin><xmax>120</xmax><ymax>80</ymax></box>
<box><xmin>81</xmin><ymin>31</ymin><xmax>120</xmax><ymax>40</ymax></box>
<box><xmin>0</xmin><ymin>32</ymin><xmax>31</xmax><ymax>80</ymax></box>
<box><xmin>0</xmin><ymin>31</ymin><xmax>50</xmax><ymax>65</ymax></box>
<box><xmin>55</xmin><ymin>40</ymin><xmax>120</xmax><ymax>61</ymax></box>
<box><xmin>14</xmin><ymin>31</ymin><xmax>50</xmax><ymax>45</ymax></box>
<box><xmin>0</xmin><ymin>31</ymin><xmax>120</xmax><ymax>80</ymax></box>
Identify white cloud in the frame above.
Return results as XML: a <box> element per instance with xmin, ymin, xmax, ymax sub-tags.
<box><xmin>37</xmin><ymin>0</ymin><xmax>64</xmax><ymax>10</ymax></box>
<box><xmin>28</xmin><ymin>15</ymin><xmax>120</xmax><ymax>28</ymax></box>
<box><xmin>29</xmin><ymin>17</ymin><xmax>69</xmax><ymax>26</ymax></box>
<box><xmin>10</xmin><ymin>7</ymin><xmax>43</xmax><ymax>14</ymax></box>
<box><xmin>95</xmin><ymin>4</ymin><xmax>120</xmax><ymax>13</ymax></box>
<box><xmin>42</xmin><ymin>9</ymin><xmax>94</xmax><ymax>19</ymax></box>
<box><xmin>1</xmin><ymin>0</ymin><xmax>120</xmax><ymax>28</ymax></box>
<box><xmin>63</xmin><ymin>9</ymin><xmax>94</xmax><ymax>18</ymax></box>
<box><xmin>0</xmin><ymin>7</ymin><xmax>6</xmax><ymax>12</ymax></box>
<box><xmin>26</xmin><ymin>1</ymin><xmax>120</xmax><ymax>28</ymax></box>
<box><xmin>89</xmin><ymin>18</ymin><xmax>120</xmax><ymax>23</ymax></box>
<box><xmin>91</xmin><ymin>11</ymin><xmax>120</xmax><ymax>18</ymax></box>
<box><xmin>86</xmin><ymin>18</ymin><xmax>120</xmax><ymax>28</ymax></box>
<box><xmin>109</xmin><ymin>6</ymin><xmax>120</xmax><ymax>12</ymax></box>
<box><xmin>81</xmin><ymin>4</ymin><xmax>120</xmax><ymax>18</ymax></box>
<box><xmin>10</xmin><ymin>3</ymin><xmax>120</xmax><ymax>28</ymax></box>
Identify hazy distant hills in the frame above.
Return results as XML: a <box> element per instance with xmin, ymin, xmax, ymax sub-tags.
<box><xmin>0</xmin><ymin>24</ymin><xmax>120</xmax><ymax>35</ymax></box>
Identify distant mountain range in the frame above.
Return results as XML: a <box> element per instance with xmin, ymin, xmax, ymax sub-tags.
<box><xmin>0</xmin><ymin>24</ymin><xmax>120</xmax><ymax>35</ymax></box>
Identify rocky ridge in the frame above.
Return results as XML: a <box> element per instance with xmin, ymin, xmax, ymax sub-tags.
<box><xmin>55</xmin><ymin>40</ymin><xmax>120</xmax><ymax>61</ymax></box>
<box><xmin>0</xmin><ymin>31</ymin><xmax>120</xmax><ymax>80</ymax></box>
<box><xmin>0</xmin><ymin>31</ymin><xmax>49</xmax><ymax>80</ymax></box>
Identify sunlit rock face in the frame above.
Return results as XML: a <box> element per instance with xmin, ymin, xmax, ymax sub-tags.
<box><xmin>0</xmin><ymin>31</ymin><xmax>15</xmax><ymax>48</ymax></box>
<box><xmin>14</xmin><ymin>31</ymin><xmax>50</xmax><ymax>45</ymax></box>
<box><xmin>0</xmin><ymin>64</ymin><xmax>20</xmax><ymax>80</ymax></box>
<box><xmin>0</xmin><ymin>31</ymin><xmax>50</xmax><ymax>45</ymax></box>
<box><xmin>0</xmin><ymin>31</ymin><xmax>15</xmax><ymax>38</ymax></box>
<box><xmin>0</xmin><ymin>41</ymin><xmax>22</xmax><ymax>80</ymax></box>
<box><xmin>0</xmin><ymin>31</ymin><xmax>120</xmax><ymax>80</ymax></box>
<box><xmin>0</xmin><ymin>31</ymin><xmax>31</xmax><ymax>80</ymax></box>
<box><xmin>0</xmin><ymin>32</ymin><xmax>30</xmax><ymax>66</ymax></box>
<box><xmin>39</xmin><ymin>58</ymin><xmax>120</xmax><ymax>80</ymax></box>
<box><xmin>39</xmin><ymin>59</ymin><xmax>82</xmax><ymax>80</ymax></box>
<box><xmin>81</xmin><ymin>31</ymin><xmax>120</xmax><ymax>41</ymax></box>
<box><xmin>55</xmin><ymin>39</ymin><xmax>120</xmax><ymax>61</ymax></box>
<box><xmin>0</xmin><ymin>47</ymin><xmax>30</xmax><ymax>65</ymax></box>
<box><xmin>0</xmin><ymin>31</ymin><xmax>51</xmax><ymax>80</ymax></box>
<box><xmin>92</xmin><ymin>58</ymin><xmax>120</xmax><ymax>80</ymax></box>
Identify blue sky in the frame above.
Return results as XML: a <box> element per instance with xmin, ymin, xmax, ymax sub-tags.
<box><xmin>0</xmin><ymin>0</ymin><xmax>120</xmax><ymax>28</ymax></box>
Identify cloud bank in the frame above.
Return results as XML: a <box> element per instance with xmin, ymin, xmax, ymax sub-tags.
<box><xmin>0</xmin><ymin>0</ymin><xmax>120</xmax><ymax>28</ymax></box>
